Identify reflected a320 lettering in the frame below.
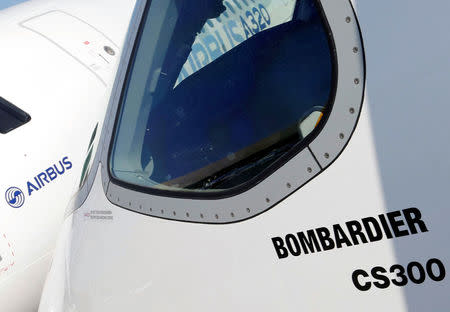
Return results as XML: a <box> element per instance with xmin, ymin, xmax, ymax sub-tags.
<box><xmin>177</xmin><ymin>3</ymin><xmax>271</xmax><ymax>84</ymax></box>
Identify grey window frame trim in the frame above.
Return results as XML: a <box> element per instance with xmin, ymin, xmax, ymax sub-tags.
<box><xmin>72</xmin><ymin>0</ymin><xmax>365</xmax><ymax>224</ymax></box>
<box><xmin>110</xmin><ymin>0</ymin><xmax>339</xmax><ymax>200</ymax></box>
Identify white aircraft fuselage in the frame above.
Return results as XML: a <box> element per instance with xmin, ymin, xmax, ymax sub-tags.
<box><xmin>39</xmin><ymin>0</ymin><xmax>450</xmax><ymax>311</ymax></box>
<box><xmin>0</xmin><ymin>0</ymin><xmax>135</xmax><ymax>310</ymax></box>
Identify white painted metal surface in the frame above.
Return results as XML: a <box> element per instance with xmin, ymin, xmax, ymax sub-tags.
<box><xmin>39</xmin><ymin>0</ymin><xmax>450</xmax><ymax>311</ymax></box>
<box><xmin>0</xmin><ymin>0</ymin><xmax>135</xmax><ymax>311</ymax></box>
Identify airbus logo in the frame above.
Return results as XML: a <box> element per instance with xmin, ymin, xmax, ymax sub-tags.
<box><xmin>5</xmin><ymin>187</ymin><xmax>25</xmax><ymax>208</ymax></box>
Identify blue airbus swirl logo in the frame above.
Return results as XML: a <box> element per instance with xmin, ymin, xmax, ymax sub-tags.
<box><xmin>5</xmin><ymin>187</ymin><xmax>25</xmax><ymax>208</ymax></box>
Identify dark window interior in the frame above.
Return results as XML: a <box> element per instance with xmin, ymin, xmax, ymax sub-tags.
<box><xmin>143</xmin><ymin>18</ymin><xmax>331</xmax><ymax>188</ymax></box>
<box><xmin>111</xmin><ymin>0</ymin><xmax>335</xmax><ymax>193</ymax></box>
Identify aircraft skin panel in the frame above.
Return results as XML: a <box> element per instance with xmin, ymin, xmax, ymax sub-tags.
<box><xmin>39</xmin><ymin>0</ymin><xmax>450</xmax><ymax>311</ymax></box>
<box><xmin>40</xmin><ymin>117</ymin><xmax>408</xmax><ymax>311</ymax></box>
<box><xmin>39</xmin><ymin>82</ymin><xmax>403</xmax><ymax>312</ymax></box>
<box><xmin>0</xmin><ymin>20</ymin><xmax>105</xmax><ymax>310</ymax></box>
<box><xmin>0</xmin><ymin>0</ymin><xmax>136</xmax><ymax>310</ymax></box>
<box><xmin>20</xmin><ymin>10</ymin><xmax>119</xmax><ymax>86</ymax></box>
<box><xmin>0</xmin><ymin>251</ymin><xmax>52</xmax><ymax>312</ymax></box>
<box><xmin>352</xmin><ymin>0</ymin><xmax>450</xmax><ymax>310</ymax></box>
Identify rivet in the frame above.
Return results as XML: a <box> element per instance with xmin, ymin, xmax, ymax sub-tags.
<box><xmin>246</xmin><ymin>208</ymin><xmax>251</xmax><ymax>213</ymax></box>
<box><xmin>324</xmin><ymin>153</ymin><xmax>330</xmax><ymax>159</ymax></box>
<box><xmin>339</xmin><ymin>133</ymin><xmax>345</xmax><ymax>139</ymax></box>
<box><xmin>231</xmin><ymin>212</ymin><xmax>235</xmax><ymax>217</ymax></box>
<box><xmin>353</xmin><ymin>47</ymin><xmax>359</xmax><ymax>53</ymax></box>
<box><xmin>346</xmin><ymin>16</ymin><xmax>351</xmax><ymax>23</ymax></box>
<box><xmin>307</xmin><ymin>167</ymin><xmax>313</xmax><ymax>173</ymax></box>
<box><xmin>266</xmin><ymin>198</ymin><xmax>270</xmax><ymax>203</ymax></box>
<box><xmin>349</xmin><ymin>107</ymin><xmax>355</xmax><ymax>114</ymax></box>
<box><xmin>286</xmin><ymin>183</ymin><xmax>291</xmax><ymax>188</ymax></box>
<box><xmin>354</xmin><ymin>78</ymin><xmax>360</xmax><ymax>85</ymax></box>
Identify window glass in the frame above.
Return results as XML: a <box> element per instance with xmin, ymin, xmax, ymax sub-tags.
<box><xmin>111</xmin><ymin>0</ymin><xmax>333</xmax><ymax>192</ymax></box>
<box><xmin>175</xmin><ymin>0</ymin><xmax>297</xmax><ymax>85</ymax></box>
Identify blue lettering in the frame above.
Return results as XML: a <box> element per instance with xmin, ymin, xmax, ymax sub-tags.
<box><xmin>25</xmin><ymin>157</ymin><xmax>73</xmax><ymax>195</ymax></box>
<box><xmin>222</xmin><ymin>24</ymin><xmax>236</xmax><ymax>47</ymax></box>
<box><xmin>232</xmin><ymin>0</ymin><xmax>242</xmax><ymax>10</ymax></box>
<box><xmin>203</xmin><ymin>34</ymin><xmax>222</xmax><ymax>61</ymax></box>
<box><xmin>54</xmin><ymin>162</ymin><xmax>65</xmax><ymax>175</ymax></box>
<box><xmin>63</xmin><ymin>156</ymin><xmax>73</xmax><ymax>170</ymax></box>
<box><xmin>214</xmin><ymin>31</ymin><xmax>226</xmax><ymax>53</ymax></box>
<box><xmin>228</xmin><ymin>20</ymin><xmax>245</xmax><ymax>43</ymax></box>
<box><xmin>246</xmin><ymin>11</ymin><xmax>259</xmax><ymax>33</ymax></box>
<box><xmin>239</xmin><ymin>16</ymin><xmax>253</xmax><ymax>39</ymax></box>
<box><xmin>253</xmin><ymin>7</ymin><xmax>266</xmax><ymax>30</ymax></box>
<box><xmin>187</xmin><ymin>54</ymin><xmax>198</xmax><ymax>72</ymax></box>
<box><xmin>46</xmin><ymin>167</ymin><xmax>58</xmax><ymax>181</ymax></box>
<box><xmin>27</xmin><ymin>181</ymin><xmax>39</xmax><ymax>196</ymax></box>
<box><xmin>38</xmin><ymin>172</ymin><xmax>48</xmax><ymax>185</ymax></box>
<box><xmin>259</xmin><ymin>4</ymin><xmax>271</xmax><ymax>25</ymax></box>
<box><xmin>192</xmin><ymin>42</ymin><xmax>210</xmax><ymax>68</ymax></box>
<box><xmin>34</xmin><ymin>176</ymin><xmax>42</xmax><ymax>188</ymax></box>
<box><xmin>224</xmin><ymin>1</ymin><xmax>236</xmax><ymax>14</ymax></box>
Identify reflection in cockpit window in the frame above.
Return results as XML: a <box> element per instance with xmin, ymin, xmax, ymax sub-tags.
<box><xmin>176</xmin><ymin>0</ymin><xmax>297</xmax><ymax>85</ymax></box>
<box><xmin>111</xmin><ymin>0</ymin><xmax>333</xmax><ymax>193</ymax></box>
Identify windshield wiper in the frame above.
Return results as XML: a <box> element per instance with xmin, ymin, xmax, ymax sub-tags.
<box><xmin>187</xmin><ymin>141</ymin><xmax>295</xmax><ymax>190</ymax></box>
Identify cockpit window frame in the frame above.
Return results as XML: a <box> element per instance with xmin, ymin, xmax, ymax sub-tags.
<box><xmin>108</xmin><ymin>0</ymin><xmax>338</xmax><ymax>199</ymax></box>
<box><xmin>92</xmin><ymin>0</ymin><xmax>365</xmax><ymax>224</ymax></box>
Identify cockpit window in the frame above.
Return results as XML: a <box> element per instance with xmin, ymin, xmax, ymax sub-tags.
<box><xmin>110</xmin><ymin>0</ymin><xmax>334</xmax><ymax>193</ymax></box>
